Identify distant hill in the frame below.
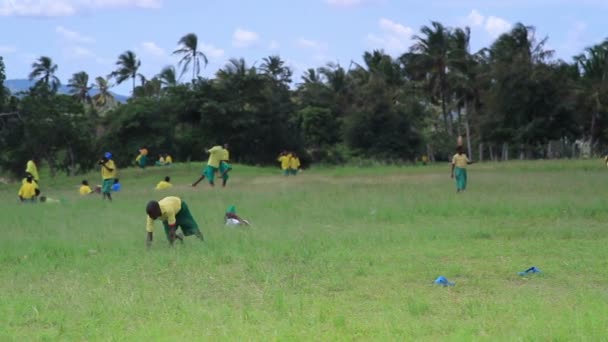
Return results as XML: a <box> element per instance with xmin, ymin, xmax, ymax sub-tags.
<box><xmin>3</xmin><ymin>79</ymin><xmax>129</xmax><ymax>103</ymax></box>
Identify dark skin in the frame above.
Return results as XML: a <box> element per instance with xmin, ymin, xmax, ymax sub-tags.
<box><xmin>99</xmin><ymin>157</ymin><xmax>114</xmax><ymax>201</ymax></box>
<box><xmin>225</xmin><ymin>212</ymin><xmax>250</xmax><ymax>226</ymax></box>
<box><xmin>192</xmin><ymin>148</ymin><xmax>215</xmax><ymax>187</ymax></box>
<box><xmin>450</xmin><ymin>148</ymin><xmax>474</xmax><ymax>178</ymax></box>
<box><xmin>146</xmin><ymin>204</ymin><xmax>183</xmax><ymax>247</ymax></box>
<box><xmin>220</xmin><ymin>143</ymin><xmax>230</xmax><ymax>187</ymax></box>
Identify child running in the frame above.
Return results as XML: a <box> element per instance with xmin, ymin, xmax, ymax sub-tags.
<box><xmin>192</xmin><ymin>145</ymin><xmax>224</xmax><ymax>187</ymax></box>
<box><xmin>219</xmin><ymin>143</ymin><xmax>232</xmax><ymax>187</ymax></box>
<box><xmin>145</xmin><ymin>196</ymin><xmax>205</xmax><ymax>247</ymax></box>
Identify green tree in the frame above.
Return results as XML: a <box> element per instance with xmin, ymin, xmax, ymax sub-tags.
<box><xmin>173</xmin><ymin>33</ymin><xmax>208</xmax><ymax>82</ymax></box>
<box><xmin>158</xmin><ymin>65</ymin><xmax>178</xmax><ymax>88</ymax></box>
<box><xmin>92</xmin><ymin>76</ymin><xmax>115</xmax><ymax>109</ymax></box>
<box><xmin>68</xmin><ymin>71</ymin><xmax>92</xmax><ymax>104</ymax></box>
<box><xmin>109</xmin><ymin>50</ymin><xmax>143</xmax><ymax>93</ymax></box>
<box><xmin>28</xmin><ymin>56</ymin><xmax>60</xmax><ymax>92</ymax></box>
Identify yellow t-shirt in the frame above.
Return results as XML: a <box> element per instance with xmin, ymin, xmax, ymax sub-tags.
<box><xmin>278</xmin><ymin>155</ymin><xmax>290</xmax><ymax>170</ymax></box>
<box><xmin>221</xmin><ymin>149</ymin><xmax>230</xmax><ymax>161</ymax></box>
<box><xmin>18</xmin><ymin>182</ymin><xmax>37</xmax><ymax>199</ymax></box>
<box><xmin>155</xmin><ymin>181</ymin><xmax>173</xmax><ymax>190</ymax></box>
<box><xmin>452</xmin><ymin>153</ymin><xmax>470</xmax><ymax>168</ymax></box>
<box><xmin>165</xmin><ymin>155</ymin><xmax>173</xmax><ymax>164</ymax></box>
<box><xmin>22</xmin><ymin>177</ymin><xmax>39</xmax><ymax>189</ymax></box>
<box><xmin>26</xmin><ymin>160</ymin><xmax>39</xmax><ymax>181</ymax></box>
<box><xmin>146</xmin><ymin>196</ymin><xmax>182</xmax><ymax>232</ymax></box>
<box><xmin>158</xmin><ymin>156</ymin><xmax>165</xmax><ymax>164</ymax></box>
<box><xmin>289</xmin><ymin>157</ymin><xmax>300</xmax><ymax>169</ymax></box>
<box><xmin>207</xmin><ymin>146</ymin><xmax>223</xmax><ymax>168</ymax></box>
<box><xmin>101</xmin><ymin>160</ymin><xmax>117</xmax><ymax>180</ymax></box>
<box><xmin>79</xmin><ymin>185</ymin><xmax>93</xmax><ymax>195</ymax></box>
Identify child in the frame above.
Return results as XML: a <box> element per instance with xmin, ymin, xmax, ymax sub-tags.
<box><xmin>224</xmin><ymin>205</ymin><xmax>250</xmax><ymax>226</ymax></box>
<box><xmin>164</xmin><ymin>154</ymin><xmax>173</xmax><ymax>165</ymax></box>
<box><xmin>277</xmin><ymin>151</ymin><xmax>291</xmax><ymax>176</ymax></box>
<box><xmin>135</xmin><ymin>147</ymin><xmax>148</xmax><ymax>169</ymax></box>
<box><xmin>219</xmin><ymin>143</ymin><xmax>232</xmax><ymax>187</ymax></box>
<box><xmin>155</xmin><ymin>154</ymin><xmax>165</xmax><ymax>166</ymax></box>
<box><xmin>111</xmin><ymin>178</ymin><xmax>121</xmax><ymax>192</ymax></box>
<box><xmin>192</xmin><ymin>145</ymin><xmax>224</xmax><ymax>187</ymax></box>
<box><xmin>451</xmin><ymin>146</ymin><xmax>474</xmax><ymax>192</ymax></box>
<box><xmin>80</xmin><ymin>180</ymin><xmax>93</xmax><ymax>195</ymax></box>
<box><xmin>145</xmin><ymin>196</ymin><xmax>205</xmax><ymax>247</ymax></box>
<box><xmin>99</xmin><ymin>152</ymin><xmax>117</xmax><ymax>201</ymax></box>
<box><xmin>156</xmin><ymin>176</ymin><xmax>173</xmax><ymax>190</ymax></box>
<box><xmin>18</xmin><ymin>175</ymin><xmax>37</xmax><ymax>202</ymax></box>
<box><xmin>289</xmin><ymin>152</ymin><xmax>301</xmax><ymax>175</ymax></box>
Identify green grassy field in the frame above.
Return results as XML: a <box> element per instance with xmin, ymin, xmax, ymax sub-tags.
<box><xmin>1</xmin><ymin>160</ymin><xmax>607</xmax><ymax>340</ymax></box>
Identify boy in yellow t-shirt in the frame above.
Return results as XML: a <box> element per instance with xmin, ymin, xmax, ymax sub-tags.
<box><xmin>99</xmin><ymin>152</ymin><xmax>117</xmax><ymax>201</ymax></box>
<box><xmin>450</xmin><ymin>146</ymin><xmax>474</xmax><ymax>192</ymax></box>
<box><xmin>156</xmin><ymin>176</ymin><xmax>173</xmax><ymax>190</ymax></box>
<box><xmin>192</xmin><ymin>145</ymin><xmax>223</xmax><ymax>187</ymax></box>
<box><xmin>18</xmin><ymin>175</ymin><xmax>37</xmax><ymax>202</ymax></box>
<box><xmin>145</xmin><ymin>196</ymin><xmax>205</xmax><ymax>247</ymax></box>
<box><xmin>289</xmin><ymin>152</ymin><xmax>301</xmax><ymax>175</ymax></box>
<box><xmin>218</xmin><ymin>143</ymin><xmax>232</xmax><ymax>187</ymax></box>
<box><xmin>164</xmin><ymin>154</ymin><xmax>173</xmax><ymax>165</ymax></box>
<box><xmin>79</xmin><ymin>180</ymin><xmax>93</xmax><ymax>195</ymax></box>
<box><xmin>277</xmin><ymin>151</ymin><xmax>291</xmax><ymax>176</ymax></box>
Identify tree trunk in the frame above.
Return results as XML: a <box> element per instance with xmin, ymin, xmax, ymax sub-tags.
<box><xmin>478</xmin><ymin>142</ymin><xmax>483</xmax><ymax>162</ymax></box>
<box><xmin>502</xmin><ymin>142</ymin><xmax>509</xmax><ymax>161</ymax></box>
<box><xmin>456</xmin><ymin>105</ymin><xmax>462</xmax><ymax>136</ymax></box>
<box><xmin>590</xmin><ymin>112</ymin><xmax>598</xmax><ymax>156</ymax></box>
<box><xmin>426</xmin><ymin>144</ymin><xmax>434</xmax><ymax>162</ymax></box>
<box><xmin>489</xmin><ymin>145</ymin><xmax>495</xmax><ymax>161</ymax></box>
<box><xmin>464</xmin><ymin>106</ymin><xmax>472</xmax><ymax>160</ymax></box>
<box><xmin>519</xmin><ymin>144</ymin><xmax>525</xmax><ymax>160</ymax></box>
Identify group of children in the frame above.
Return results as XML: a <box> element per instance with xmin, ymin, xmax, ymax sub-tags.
<box><xmin>192</xmin><ymin>144</ymin><xmax>232</xmax><ymax>188</ymax></box>
<box><xmin>277</xmin><ymin>151</ymin><xmax>301</xmax><ymax>176</ymax></box>
<box><xmin>135</xmin><ymin>147</ymin><xmax>174</xmax><ymax>169</ymax></box>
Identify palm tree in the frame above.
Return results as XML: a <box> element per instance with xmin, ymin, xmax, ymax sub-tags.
<box><xmin>411</xmin><ymin>22</ymin><xmax>452</xmax><ymax>135</ymax></box>
<box><xmin>67</xmin><ymin>71</ymin><xmax>92</xmax><ymax>103</ymax></box>
<box><xmin>260</xmin><ymin>55</ymin><xmax>292</xmax><ymax>84</ymax></box>
<box><xmin>173</xmin><ymin>33</ymin><xmax>208</xmax><ymax>81</ymax></box>
<box><xmin>92</xmin><ymin>76</ymin><xmax>115</xmax><ymax>108</ymax></box>
<box><xmin>109</xmin><ymin>50</ymin><xmax>142</xmax><ymax>93</ymax></box>
<box><xmin>29</xmin><ymin>56</ymin><xmax>60</xmax><ymax>91</ymax></box>
<box><xmin>158</xmin><ymin>65</ymin><xmax>178</xmax><ymax>87</ymax></box>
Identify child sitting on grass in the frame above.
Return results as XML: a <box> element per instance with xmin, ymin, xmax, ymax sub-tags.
<box><xmin>155</xmin><ymin>176</ymin><xmax>173</xmax><ymax>190</ymax></box>
<box><xmin>80</xmin><ymin>180</ymin><xmax>93</xmax><ymax>195</ymax></box>
<box><xmin>18</xmin><ymin>175</ymin><xmax>37</xmax><ymax>203</ymax></box>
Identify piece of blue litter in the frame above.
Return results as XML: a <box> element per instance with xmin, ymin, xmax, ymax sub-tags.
<box><xmin>518</xmin><ymin>266</ymin><xmax>542</xmax><ymax>276</ymax></box>
<box><xmin>434</xmin><ymin>276</ymin><xmax>455</xmax><ymax>287</ymax></box>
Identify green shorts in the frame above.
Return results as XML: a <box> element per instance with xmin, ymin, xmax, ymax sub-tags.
<box><xmin>162</xmin><ymin>201</ymin><xmax>200</xmax><ymax>239</ymax></box>
<box><xmin>203</xmin><ymin>165</ymin><xmax>218</xmax><ymax>183</ymax></box>
<box><xmin>102</xmin><ymin>179</ymin><xmax>113</xmax><ymax>193</ymax></box>
<box><xmin>138</xmin><ymin>155</ymin><xmax>148</xmax><ymax>168</ymax></box>
<box><xmin>219</xmin><ymin>161</ymin><xmax>232</xmax><ymax>174</ymax></box>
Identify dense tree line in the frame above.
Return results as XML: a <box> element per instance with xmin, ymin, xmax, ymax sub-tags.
<box><xmin>1</xmin><ymin>22</ymin><xmax>608</xmax><ymax>177</ymax></box>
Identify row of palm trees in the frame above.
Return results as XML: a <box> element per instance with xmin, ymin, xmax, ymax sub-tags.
<box><xmin>27</xmin><ymin>32</ymin><xmax>209</xmax><ymax>106</ymax></box>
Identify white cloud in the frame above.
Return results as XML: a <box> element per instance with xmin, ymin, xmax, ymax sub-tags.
<box><xmin>232</xmin><ymin>28</ymin><xmax>260</xmax><ymax>48</ymax></box>
<box><xmin>69</xmin><ymin>46</ymin><xmax>94</xmax><ymax>57</ymax></box>
<box><xmin>0</xmin><ymin>45</ymin><xmax>17</xmax><ymax>54</ymax></box>
<box><xmin>297</xmin><ymin>38</ymin><xmax>328</xmax><ymax>50</ymax></box>
<box><xmin>56</xmin><ymin>26</ymin><xmax>95</xmax><ymax>44</ymax></box>
<box><xmin>269</xmin><ymin>40</ymin><xmax>280</xmax><ymax>50</ymax></box>
<box><xmin>465</xmin><ymin>9</ymin><xmax>484</xmax><ymax>27</ymax></box>
<box><xmin>0</xmin><ymin>0</ymin><xmax>161</xmax><ymax>17</ymax></box>
<box><xmin>139</xmin><ymin>41</ymin><xmax>165</xmax><ymax>57</ymax></box>
<box><xmin>199</xmin><ymin>42</ymin><xmax>224</xmax><ymax>59</ymax></box>
<box><xmin>485</xmin><ymin>16</ymin><xmax>512</xmax><ymax>38</ymax></box>
<box><xmin>462</xmin><ymin>9</ymin><xmax>511</xmax><ymax>38</ymax></box>
<box><xmin>366</xmin><ymin>18</ymin><xmax>413</xmax><ymax>55</ymax></box>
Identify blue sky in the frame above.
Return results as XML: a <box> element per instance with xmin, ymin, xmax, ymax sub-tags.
<box><xmin>0</xmin><ymin>0</ymin><xmax>606</xmax><ymax>95</ymax></box>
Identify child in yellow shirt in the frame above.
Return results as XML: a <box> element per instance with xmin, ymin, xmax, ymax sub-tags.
<box><xmin>289</xmin><ymin>153</ymin><xmax>301</xmax><ymax>175</ymax></box>
<box><xmin>451</xmin><ymin>146</ymin><xmax>474</xmax><ymax>192</ymax></box>
<box><xmin>155</xmin><ymin>176</ymin><xmax>173</xmax><ymax>190</ymax></box>
<box><xmin>18</xmin><ymin>176</ymin><xmax>37</xmax><ymax>202</ymax></box>
<box><xmin>79</xmin><ymin>180</ymin><xmax>93</xmax><ymax>195</ymax></box>
<box><xmin>277</xmin><ymin>151</ymin><xmax>291</xmax><ymax>176</ymax></box>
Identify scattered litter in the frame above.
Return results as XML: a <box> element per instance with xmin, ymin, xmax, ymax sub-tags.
<box><xmin>518</xmin><ymin>266</ymin><xmax>542</xmax><ymax>276</ymax></box>
<box><xmin>434</xmin><ymin>276</ymin><xmax>455</xmax><ymax>287</ymax></box>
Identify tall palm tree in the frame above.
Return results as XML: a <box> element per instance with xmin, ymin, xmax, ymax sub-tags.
<box><xmin>173</xmin><ymin>33</ymin><xmax>208</xmax><ymax>81</ymax></box>
<box><xmin>109</xmin><ymin>50</ymin><xmax>142</xmax><ymax>93</ymax></box>
<box><xmin>260</xmin><ymin>55</ymin><xmax>292</xmax><ymax>84</ymax></box>
<box><xmin>158</xmin><ymin>65</ymin><xmax>178</xmax><ymax>87</ymax></box>
<box><xmin>92</xmin><ymin>76</ymin><xmax>115</xmax><ymax>108</ymax></box>
<box><xmin>29</xmin><ymin>56</ymin><xmax>60</xmax><ymax>91</ymax></box>
<box><xmin>411</xmin><ymin>22</ymin><xmax>452</xmax><ymax>135</ymax></box>
<box><xmin>67</xmin><ymin>71</ymin><xmax>92</xmax><ymax>103</ymax></box>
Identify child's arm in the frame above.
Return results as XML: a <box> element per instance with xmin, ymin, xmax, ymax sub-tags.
<box><xmin>450</xmin><ymin>163</ymin><xmax>455</xmax><ymax>178</ymax></box>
